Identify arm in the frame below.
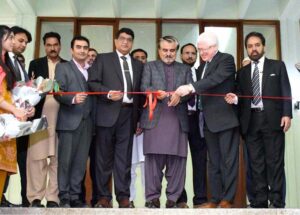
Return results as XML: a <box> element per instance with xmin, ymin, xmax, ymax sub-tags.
<box><xmin>192</xmin><ymin>54</ymin><xmax>236</xmax><ymax>93</ymax></box>
<box><xmin>279</xmin><ymin>61</ymin><xmax>292</xmax><ymax>132</ymax></box>
<box><xmin>53</xmin><ymin>63</ymin><xmax>75</xmax><ymax>106</ymax></box>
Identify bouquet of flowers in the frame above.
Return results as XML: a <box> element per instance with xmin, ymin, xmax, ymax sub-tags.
<box><xmin>0</xmin><ymin>114</ymin><xmax>48</xmax><ymax>141</ymax></box>
<box><xmin>0</xmin><ymin>76</ymin><xmax>56</xmax><ymax>141</ymax></box>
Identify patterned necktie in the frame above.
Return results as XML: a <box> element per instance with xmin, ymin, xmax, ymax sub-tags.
<box><xmin>13</xmin><ymin>55</ymin><xmax>22</xmax><ymax>81</ymax></box>
<box><xmin>251</xmin><ymin>61</ymin><xmax>261</xmax><ymax>105</ymax></box>
<box><xmin>121</xmin><ymin>56</ymin><xmax>133</xmax><ymax>99</ymax></box>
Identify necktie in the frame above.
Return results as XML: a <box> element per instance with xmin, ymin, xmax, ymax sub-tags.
<box><xmin>188</xmin><ymin>70</ymin><xmax>195</xmax><ymax>107</ymax></box>
<box><xmin>251</xmin><ymin>61</ymin><xmax>261</xmax><ymax>105</ymax></box>
<box><xmin>197</xmin><ymin>62</ymin><xmax>208</xmax><ymax>110</ymax></box>
<box><xmin>13</xmin><ymin>55</ymin><xmax>22</xmax><ymax>81</ymax></box>
<box><xmin>121</xmin><ymin>56</ymin><xmax>133</xmax><ymax>99</ymax></box>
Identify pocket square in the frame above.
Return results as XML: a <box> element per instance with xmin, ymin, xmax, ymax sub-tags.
<box><xmin>270</xmin><ymin>73</ymin><xmax>276</xmax><ymax>76</ymax></box>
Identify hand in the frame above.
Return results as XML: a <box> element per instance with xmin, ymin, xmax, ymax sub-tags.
<box><xmin>168</xmin><ymin>93</ymin><xmax>180</xmax><ymax>107</ymax></box>
<box><xmin>13</xmin><ymin>108</ymin><xmax>27</xmax><ymax>122</ymax></box>
<box><xmin>108</xmin><ymin>90</ymin><xmax>123</xmax><ymax>101</ymax></box>
<box><xmin>26</xmin><ymin>107</ymin><xmax>35</xmax><ymax>118</ymax></box>
<box><xmin>225</xmin><ymin>93</ymin><xmax>237</xmax><ymax>104</ymax></box>
<box><xmin>156</xmin><ymin>90</ymin><xmax>168</xmax><ymax>100</ymax></box>
<box><xmin>74</xmin><ymin>93</ymin><xmax>88</xmax><ymax>104</ymax></box>
<box><xmin>175</xmin><ymin>84</ymin><xmax>193</xmax><ymax>97</ymax></box>
<box><xmin>281</xmin><ymin>116</ymin><xmax>291</xmax><ymax>132</ymax></box>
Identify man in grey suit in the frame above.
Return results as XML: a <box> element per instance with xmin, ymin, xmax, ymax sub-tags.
<box><xmin>140</xmin><ymin>36</ymin><xmax>192</xmax><ymax>208</ymax></box>
<box><xmin>54</xmin><ymin>36</ymin><xmax>92</xmax><ymax>208</ymax></box>
<box><xmin>88</xmin><ymin>28</ymin><xmax>143</xmax><ymax>208</ymax></box>
<box><xmin>174</xmin><ymin>31</ymin><xmax>240</xmax><ymax>208</ymax></box>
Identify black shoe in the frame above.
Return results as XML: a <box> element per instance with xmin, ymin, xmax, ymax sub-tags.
<box><xmin>269</xmin><ymin>202</ymin><xmax>284</xmax><ymax>208</ymax></box>
<box><xmin>130</xmin><ymin>201</ymin><xmax>135</xmax><ymax>208</ymax></box>
<box><xmin>30</xmin><ymin>199</ymin><xmax>44</xmax><ymax>207</ymax></box>
<box><xmin>59</xmin><ymin>199</ymin><xmax>70</xmax><ymax>208</ymax></box>
<box><xmin>70</xmin><ymin>199</ymin><xmax>89</xmax><ymax>208</ymax></box>
<box><xmin>166</xmin><ymin>200</ymin><xmax>177</xmax><ymax>208</ymax></box>
<box><xmin>22</xmin><ymin>198</ymin><xmax>30</xmax><ymax>207</ymax></box>
<box><xmin>0</xmin><ymin>195</ymin><xmax>22</xmax><ymax>207</ymax></box>
<box><xmin>145</xmin><ymin>198</ymin><xmax>160</xmax><ymax>208</ymax></box>
<box><xmin>46</xmin><ymin>201</ymin><xmax>59</xmax><ymax>208</ymax></box>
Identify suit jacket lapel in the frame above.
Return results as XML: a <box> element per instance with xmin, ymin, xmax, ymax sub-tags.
<box><xmin>244</xmin><ymin>65</ymin><xmax>252</xmax><ymax>93</ymax></box>
<box><xmin>131</xmin><ymin>57</ymin><xmax>138</xmax><ymax>89</ymax></box>
<box><xmin>42</xmin><ymin>57</ymin><xmax>49</xmax><ymax>78</ymax></box>
<box><xmin>174</xmin><ymin>62</ymin><xmax>182</xmax><ymax>88</ymax></box>
<box><xmin>70</xmin><ymin>60</ymin><xmax>86</xmax><ymax>91</ymax></box>
<box><xmin>112</xmin><ymin>52</ymin><xmax>124</xmax><ymax>86</ymax></box>
<box><xmin>203</xmin><ymin>51</ymin><xmax>220</xmax><ymax>78</ymax></box>
<box><xmin>157</xmin><ymin>61</ymin><xmax>166</xmax><ymax>89</ymax></box>
<box><xmin>262</xmin><ymin>58</ymin><xmax>270</xmax><ymax>93</ymax></box>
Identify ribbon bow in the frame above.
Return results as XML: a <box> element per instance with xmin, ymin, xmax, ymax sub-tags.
<box><xmin>143</xmin><ymin>91</ymin><xmax>159</xmax><ymax>121</ymax></box>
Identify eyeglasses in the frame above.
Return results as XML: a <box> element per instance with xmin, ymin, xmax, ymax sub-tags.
<box><xmin>118</xmin><ymin>36</ymin><xmax>133</xmax><ymax>43</ymax></box>
<box><xmin>198</xmin><ymin>45</ymin><xmax>214</xmax><ymax>53</ymax></box>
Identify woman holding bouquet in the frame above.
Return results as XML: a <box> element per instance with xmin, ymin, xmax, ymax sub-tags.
<box><xmin>0</xmin><ymin>25</ymin><xmax>28</xmax><ymax>201</ymax></box>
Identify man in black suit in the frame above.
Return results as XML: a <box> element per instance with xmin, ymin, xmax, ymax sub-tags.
<box><xmin>54</xmin><ymin>36</ymin><xmax>92</xmax><ymax>208</ymax></box>
<box><xmin>1</xmin><ymin>26</ymin><xmax>32</xmax><ymax>208</ymax></box>
<box><xmin>88</xmin><ymin>28</ymin><xmax>143</xmax><ymax>208</ymax></box>
<box><xmin>173</xmin><ymin>31</ymin><xmax>240</xmax><ymax>208</ymax></box>
<box><xmin>225</xmin><ymin>32</ymin><xmax>292</xmax><ymax>208</ymax></box>
<box><xmin>175</xmin><ymin>43</ymin><xmax>207</xmax><ymax>208</ymax></box>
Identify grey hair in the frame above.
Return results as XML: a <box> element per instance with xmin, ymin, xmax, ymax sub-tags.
<box><xmin>197</xmin><ymin>31</ymin><xmax>219</xmax><ymax>48</ymax></box>
<box><xmin>158</xmin><ymin>35</ymin><xmax>180</xmax><ymax>50</ymax></box>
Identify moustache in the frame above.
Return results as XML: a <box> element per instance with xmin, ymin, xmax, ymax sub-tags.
<box><xmin>50</xmin><ymin>50</ymin><xmax>57</xmax><ymax>53</ymax></box>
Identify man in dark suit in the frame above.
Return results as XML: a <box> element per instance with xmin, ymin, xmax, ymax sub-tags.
<box><xmin>1</xmin><ymin>26</ymin><xmax>32</xmax><ymax>207</ymax></box>
<box><xmin>141</xmin><ymin>36</ymin><xmax>192</xmax><ymax>208</ymax></box>
<box><xmin>88</xmin><ymin>28</ymin><xmax>143</xmax><ymax>208</ymax></box>
<box><xmin>225</xmin><ymin>32</ymin><xmax>292</xmax><ymax>208</ymax></box>
<box><xmin>174</xmin><ymin>31</ymin><xmax>240</xmax><ymax>208</ymax></box>
<box><xmin>176</xmin><ymin>43</ymin><xmax>207</xmax><ymax>208</ymax></box>
<box><xmin>27</xmin><ymin>32</ymin><xmax>66</xmax><ymax>208</ymax></box>
<box><xmin>54</xmin><ymin>36</ymin><xmax>92</xmax><ymax>208</ymax></box>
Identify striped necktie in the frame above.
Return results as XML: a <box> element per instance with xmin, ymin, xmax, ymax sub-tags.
<box><xmin>251</xmin><ymin>61</ymin><xmax>261</xmax><ymax>105</ymax></box>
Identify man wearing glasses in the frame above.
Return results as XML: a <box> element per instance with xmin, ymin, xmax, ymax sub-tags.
<box><xmin>173</xmin><ymin>31</ymin><xmax>240</xmax><ymax>208</ymax></box>
<box><xmin>88</xmin><ymin>28</ymin><xmax>143</xmax><ymax>208</ymax></box>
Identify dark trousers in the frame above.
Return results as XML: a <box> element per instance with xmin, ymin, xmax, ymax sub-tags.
<box><xmin>57</xmin><ymin>117</ymin><xmax>92</xmax><ymax>201</ymax></box>
<box><xmin>205</xmin><ymin>125</ymin><xmax>239</xmax><ymax>203</ymax></box>
<box><xmin>244</xmin><ymin>142</ymin><xmax>287</xmax><ymax>206</ymax></box>
<box><xmin>95</xmin><ymin>107</ymin><xmax>133</xmax><ymax>202</ymax></box>
<box><xmin>145</xmin><ymin>154</ymin><xmax>186</xmax><ymax>202</ymax></box>
<box><xmin>177</xmin><ymin>111</ymin><xmax>207</xmax><ymax>205</ymax></box>
<box><xmin>2</xmin><ymin>135</ymin><xmax>29</xmax><ymax>206</ymax></box>
<box><xmin>80</xmin><ymin>135</ymin><xmax>97</xmax><ymax>205</ymax></box>
<box><xmin>245</xmin><ymin>111</ymin><xmax>285</xmax><ymax>208</ymax></box>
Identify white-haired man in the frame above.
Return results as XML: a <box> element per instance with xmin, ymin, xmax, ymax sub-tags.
<box><xmin>172</xmin><ymin>31</ymin><xmax>239</xmax><ymax>208</ymax></box>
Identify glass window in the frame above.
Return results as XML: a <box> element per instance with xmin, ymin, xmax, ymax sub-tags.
<box><xmin>81</xmin><ymin>25</ymin><xmax>114</xmax><ymax>54</ymax></box>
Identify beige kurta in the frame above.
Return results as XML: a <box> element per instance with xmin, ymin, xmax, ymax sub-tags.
<box><xmin>28</xmin><ymin>95</ymin><xmax>59</xmax><ymax>160</ymax></box>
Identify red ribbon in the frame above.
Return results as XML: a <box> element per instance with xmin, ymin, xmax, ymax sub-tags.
<box><xmin>48</xmin><ymin>91</ymin><xmax>293</xmax><ymax>121</ymax></box>
<box><xmin>143</xmin><ymin>91</ymin><xmax>159</xmax><ymax>121</ymax></box>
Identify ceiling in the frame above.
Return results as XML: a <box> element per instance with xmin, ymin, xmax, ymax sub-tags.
<box><xmin>0</xmin><ymin>0</ymin><xmax>300</xmax><ymax>21</ymax></box>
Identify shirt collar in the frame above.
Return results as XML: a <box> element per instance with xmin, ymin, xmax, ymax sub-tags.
<box><xmin>116</xmin><ymin>50</ymin><xmax>130</xmax><ymax>59</ymax></box>
<box><xmin>72</xmin><ymin>58</ymin><xmax>89</xmax><ymax>70</ymax></box>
